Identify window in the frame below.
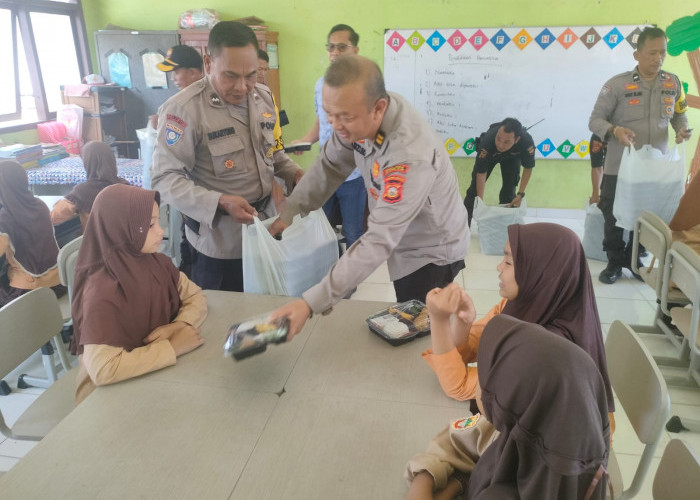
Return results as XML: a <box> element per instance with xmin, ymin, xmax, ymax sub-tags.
<box><xmin>0</xmin><ymin>0</ymin><xmax>90</xmax><ymax>131</ymax></box>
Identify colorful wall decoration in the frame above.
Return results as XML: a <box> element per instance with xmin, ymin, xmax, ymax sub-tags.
<box><xmin>384</xmin><ymin>25</ymin><xmax>645</xmax><ymax>159</ymax></box>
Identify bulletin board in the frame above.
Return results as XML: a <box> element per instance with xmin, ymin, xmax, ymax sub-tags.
<box><xmin>383</xmin><ymin>25</ymin><xmax>646</xmax><ymax>159</ymax></box>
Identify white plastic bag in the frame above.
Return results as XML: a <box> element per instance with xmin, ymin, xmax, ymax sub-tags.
<box><xmin>613</xmin><ymin>144</ymin><xmax>684</xmax><ymax>231</ymax></box>
<box><xmin>242</xmin><ymin>209</ymin><xmax>339</xmax><ymax>297</ymax></box>
<box><xmin>136</xmin><ymin>121</ymin><xmax>157</xmax><ymax>189</ymax></box>
<box><xmin>473</xmin><ymin>197</ymin><xmax>527</xmax><ymax>255</ymax></box>
<box><xmin>582</xmin><ymin>201</ymin><xmax>607</xmax><ymax>261</ymax></box>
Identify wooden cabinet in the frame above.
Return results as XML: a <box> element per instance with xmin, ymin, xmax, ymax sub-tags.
<box><xmin>179</xmin><ymin>29</ymin><xmax>282</xmax><ymax>107</ymax></box>
<box><xmin>61</xmin><ymin>86</ymin><xmax>134</xmax><ymax>158</ymax></box>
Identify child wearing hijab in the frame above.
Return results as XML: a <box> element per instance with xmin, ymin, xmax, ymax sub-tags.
<box><xmin>71</xmin><ymin>184</ymin><xmax>206</xmax><ymax>404</ymax></box>
<box><xmin>422</xmin><ymin>223</ymin><xmax>614</xmax><ymax>415</ymax></box>
<box><xmin>405</xmin><ymin>315</ymin><xmax>611</xmax><ymax>500</ymax></box>
<box><xmin>404</xmin><ymin>224</ymin><xmax>614</xmax><ymax>499</ymax></box>
<box><xmin>0</xmin><ymin>160</ymin><xmax>65</xmax><ymax>307</ymax></box>
<box><xmin>669</xmin><ymin>172</ymin><xmax>700</xmax><ymax>255</ymax></box>
<box><xmin>50</xmin><ymin>141</ymin><xmax>129</xmax><ymax>229</ymax></box>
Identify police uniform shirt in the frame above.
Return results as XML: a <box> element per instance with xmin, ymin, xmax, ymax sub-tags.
<box><xmin>473</xmin><ymin>122</ymin><xmax>536</xmax><ymax>174</ymax></box>
<box><xmin>151</xmin><ymin>76</ymin><xmax>300</xmax><ymax>260</ymax></box>
<box><xmin>589</xmin><ymin>68</ymin><xmax>688</xmax><ymax>176</ymax></box>
<box><xmin>280</xmin><ymin>92</ymin><xmax>470</xmax><ymax>314</ymax></box>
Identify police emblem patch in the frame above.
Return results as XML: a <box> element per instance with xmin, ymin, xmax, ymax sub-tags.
<box><xmin>165</xmin><ymin>123</ymin><xmax>183</xmax><ymax>146</ymax></box>
<box><xmin>224</xmin><ymin>159</ymin><xmax>235</xmax><ymax>169</ymax></box>
<box><xmin>261</xmin><ymin>112</ymin><xmax>273</xmax><ymax>118</ymax></box>
<box><xmin>666</xmin><ymin>105</ymin><xmax>673</xmax><ymax>115</ymax></box>
<box><xmin>599</xmin><ymin>85</ymin><xmax>611</xmax><ymax>96</ymax></box>
<box><xmin>624</xmin><ymin>83</ymin><xmax>639</xmax><ymax>91</ymax></box>
<box><xmin>382</xmin><ymin>174</ymin><xmax>406</xmax><ymax>204</ymax></box>
<box><xmin>452</xmin><ymin>413</ymin><xmax>480</xmax><ymax>430</ymax></box>
<box><xmin>662</xmin><ymin>81</ymin><xmax>676</xmax><ymax>89</ymax></box>
<box><xmin>478</xmin><ymin>149</ymin><xmax>488</xmax><ymax>159</ymax></box>
<box><xmin>628</xmin><ymin>98</ymin><xmax>640</xmax><ymax>106</ymax></box>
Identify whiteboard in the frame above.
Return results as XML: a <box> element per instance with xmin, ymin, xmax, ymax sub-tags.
<box><xmin>384</xmin><ymin>26</ymin><xmax>645</xmax><ymax>159</ymax></box>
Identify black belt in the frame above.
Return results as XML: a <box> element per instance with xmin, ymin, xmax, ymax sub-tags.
<box><xmin>250</xmin><ymin>195</ymin><xmax>270</xmax><ymax>213</ymax></box>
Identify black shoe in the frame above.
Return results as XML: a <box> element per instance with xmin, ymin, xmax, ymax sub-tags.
<box><xmin>599</xmin><ymin>265</ymin><xmax>622</xmax><ymax>284</ymax></box>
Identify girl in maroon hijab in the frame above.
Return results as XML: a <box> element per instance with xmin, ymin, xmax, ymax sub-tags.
<box><xmin>72</xmin><ymin>184</ymin><xmax>206</xmax><ymax>404</ymax></box>
<box><xmin>406</xmin><ymin>316</ymin><xmax>610</xmax><ymax>500</ymax></box>
<box><xmin>50</xmin><ymin>141</ymin><xmax>128</xmax><ymax>229</ymax></box>
<box><xmin>0</xmin><ymin>160</ymin><xmax>64</xmax><ymax>306</ymax></box>
<box><xmin>407</xmin><ymin>223</ymin><xmax>614</xmax><ymax>499</ymax></box>
<box><xmin>469</xmin><ymin>315</ymin><xmax>610</xmax><ymax>499</ymax></box>
<box><xmin>422</xmin><ymin>223</ymin><xmax>613</xmax><ymax>412</ymax></box>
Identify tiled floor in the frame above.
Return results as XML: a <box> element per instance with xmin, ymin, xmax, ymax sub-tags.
<box><xmin>2</xmin><ymin>208</ymin><xmax>699</xmax><ymax>498</ymax></box>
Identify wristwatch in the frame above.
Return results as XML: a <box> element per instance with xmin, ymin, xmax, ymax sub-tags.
<box><xmin>517</xmin><ymin>192</ymin><xmax>525</xmax><ymax>198</ymax></box>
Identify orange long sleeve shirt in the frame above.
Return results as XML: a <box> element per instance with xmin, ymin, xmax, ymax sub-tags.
<box><xmin>422</xmin><ymin>299</ymin><xmax>507</xmax><ymax>401</ymax></box>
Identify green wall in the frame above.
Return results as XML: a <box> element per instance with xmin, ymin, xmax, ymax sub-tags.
<box><xmin>10</xmin><ymin>0</ymin><xmax>699</xmax><ymax>208</ymax></box>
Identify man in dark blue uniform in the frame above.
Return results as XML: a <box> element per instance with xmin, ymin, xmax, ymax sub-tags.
<box><xmin>463</xmin><ymin>118</ymin><xmax>536</xmax><ymax>226</ymax></box>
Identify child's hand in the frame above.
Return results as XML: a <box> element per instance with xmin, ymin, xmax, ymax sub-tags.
<box><xmin>144</xmin><ymin>321</ymin><xmax>188</xmax><ymax>343</ymax></box>
<box><xmin>426</xmin><ymin>283</ymin><xmax>461</xmax><ymax>320</ymax></box>
<box><xmin>455</xmin><ymin>289</ymin><xmax>477</xmax><ymax>327</ymax></box>
<box><xmin>168</xmin><ymin>324</ymin><xmax>204</xmax><ymax>356</ymax></box>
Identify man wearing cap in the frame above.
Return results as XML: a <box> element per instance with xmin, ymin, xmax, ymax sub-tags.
<box><xmin>157</xmin><ymin>45</ymin><xmax>204</xmax><ymax>90</ymax></box>
<box><xmin>151</xmin><ymin>21</ymin><xmax>304</xmax><ymax>292</ymax></box>
<box><xmin>268</xmin><ymin>55</ymin><xmax>469</xmax><ymax>338</ymax></box>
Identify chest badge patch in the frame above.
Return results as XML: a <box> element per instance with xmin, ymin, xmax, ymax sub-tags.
<box><xmin>165</xmin><ymin>123</ymin><xmax>183</xmax><ymax>146</ymax></box>
<box><xmin>261</xmin><ymin>112</ymin><xmax>273</xmax><ymax>118</ymax></box>
<box><xmin>382</xmin><ymin>174</ymin><xmax>406</xmax><ymax>204</ymax></box>
<box><xmin>224</xmin><ymin>159</ymin><xmax>235</xmax><ymax>169</ymax></box>
<box><xmin>664</xmin><ymin>96</ymin><xmax>674</xmax><ymax>104</ymax></box>
<box><xmin>210</xmin><ymin>93</ymin><xmax>222</xmax><ymax>106</ymax></box>
<box><xmin>628</xmin><ymin>98</ymin><xmax>641</xmax><ymax>106</ymax></box>
<box><xmin>369</xmin><ymin>188</ymin><xmax>379</xmax><ymax>200</ymax></box>
<box><xmin>625</xmin><ymin>83</ymin><xmax>639</xmax><ymax>91</ymax></box>
<box><xmin>452</xmin><ymin>414</ymin><xmax>480</xmax><ymax>431</ymax></box>
<box><xmin>662</xmin><ymin>81</ymin><xmax>676</xmax><ymax>89</ymax></box>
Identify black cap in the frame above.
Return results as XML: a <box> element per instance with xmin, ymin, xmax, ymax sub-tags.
<box><xmin>157</xmin><ymin>45</ymin><xmax>203</xmax><ymax>72</ymax></box>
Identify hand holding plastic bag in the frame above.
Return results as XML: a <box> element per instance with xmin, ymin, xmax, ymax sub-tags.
<box><xmin>242</xmin><ymin>209</ymin><xmax>339</xmax><ymax>297</ymax></box>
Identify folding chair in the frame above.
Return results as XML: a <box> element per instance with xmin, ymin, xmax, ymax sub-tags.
<box><xmin>652</xmin><ymin>439</ymin><xmax>700</xmax><ymax>500</ymax></box>
<box><xmin>0</xmin><ymin>288</ymin><xmax>77</xmax><ymax>440</ymax></box>
<box><xmin>660</xmin><ymin>241</ymin><xmax>700</xmax><ymax>432</ymax></box>
<box><xmin>631</xmin><ymin>211</ymin><xmax>690</xmax><ymax>365</ymax></box>
<box><xmin>605</xmin><ymin>320</ymin><xmax>670</xmax><ymax>500</ymax></box>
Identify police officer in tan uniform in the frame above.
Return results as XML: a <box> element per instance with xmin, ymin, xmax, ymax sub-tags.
<box><xmin>589</xmin><ymin>26</ymin><xmax>690</xmax><ymax>284</ymax></box>
<box><xmin>269</xmin><ymin>55</ymin><xmax>469</xmax><ymax>338</ymax></box>
<box><xmin>152</xmin><ymin>22</ymin><xmax>303</xmax><ymax>291</ymax></box>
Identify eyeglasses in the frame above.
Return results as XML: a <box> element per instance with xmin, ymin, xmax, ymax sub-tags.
<box><xmin>325</xmin><ymin>43</ymin><xmax>354</xmax><ymax>53</ymax></box>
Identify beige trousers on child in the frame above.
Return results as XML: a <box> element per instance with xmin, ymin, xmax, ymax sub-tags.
<box><xmin>404</xmin><ymin>413</ymin><xmax>499</xmax><ymax>490</ymax></box>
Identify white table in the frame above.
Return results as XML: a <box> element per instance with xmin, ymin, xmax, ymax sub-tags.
<box><xmin>0</xmin><ymin>292</ymin><xmax>469</xmax><ymax>499</ymax></box>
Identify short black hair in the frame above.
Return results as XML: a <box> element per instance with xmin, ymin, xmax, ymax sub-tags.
<box><xmin>258</xmin><ymin>49</ymin><xmax>269</xmax><ymax>62</ymax></box>
<box><xmin>501</xmin><ymin>118</ymin><xmax>523</xmax><ymax>137</ymax></box>
<box><xmin>325</xmin><ymin>55</ymin><xmax>387</xmax><ymax>109</ymax></box>
<box><xmin>636</xmin><ymin>26</ymin><xmax>666</xmax><ymax>50</ymax></box>
<box><xmin>328</xmin><ymin>24</ymin><xmax>359</xmax><ymax>46</ymax></box>
<box><xmin>208</xmin><ymin>21</ymin><xmax>259</xmax><ymax>58</ymax></box>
